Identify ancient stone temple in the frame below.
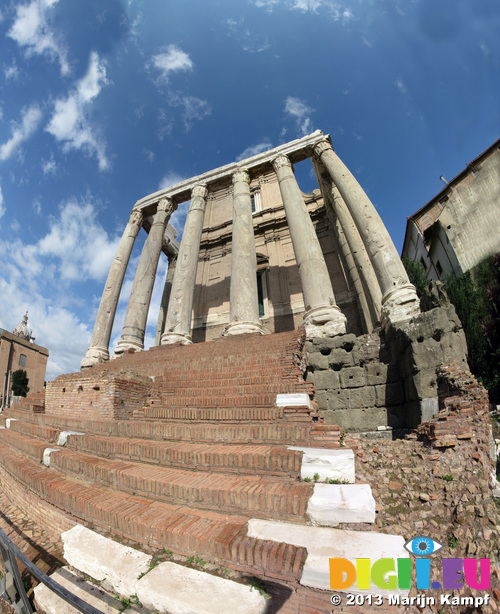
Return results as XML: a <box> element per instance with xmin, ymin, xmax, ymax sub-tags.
<box><xmin>82</xmin><ymin>130</ymin><xmax>421</xmax><ymax>367</ymax></box>
<box><xmin>0</xmin><ymin>131</ymin><xmax>495</xmax><ymax>614</ymax></box>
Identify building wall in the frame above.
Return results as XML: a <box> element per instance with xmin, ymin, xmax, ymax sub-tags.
<box><xmin>190</xmin><ymin>170</ymin><xmax>362</xmax><ymax>342</ymax></box>
<box><xmin>0</xmin><ymin>331</ymin><xmax>49</xmax><ymax>404</ymax></box>
<box><xmin>403</xmin><ymin>140</ymin><xmax>500</xmax><ymax>279</ymax></box>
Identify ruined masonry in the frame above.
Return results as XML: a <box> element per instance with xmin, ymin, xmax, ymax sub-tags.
<box><xmin>0</xmin><ymin>132</ymin><xmax>497</xmax><ymax>614</ymax></box>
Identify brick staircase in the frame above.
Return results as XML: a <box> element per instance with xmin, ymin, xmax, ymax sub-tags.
<box><xmin>0</xmin><ymin>329</ymin><xmax>394</xmax><ymax>613</ymax></box>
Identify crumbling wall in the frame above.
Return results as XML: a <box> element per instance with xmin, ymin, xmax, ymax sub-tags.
<box><xmin>307</xmin><ymin>282</ymin><xmax>469</xmax><ymax>431</ymax></box>
<box><xmin>45</xmin><ymin>370</ymin><xmax>151</xmax><ymax>420</ymax></box>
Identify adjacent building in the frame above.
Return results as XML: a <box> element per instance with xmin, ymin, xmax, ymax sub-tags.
<box><xmin>0</xmin><ymin>313</ymin><xmax>49</xmax><ymax>408</ymax></box>
<box><xmin>402</xmin><ymin>138</ymin><xmax>500</xmax><ymax>279</ymax></box>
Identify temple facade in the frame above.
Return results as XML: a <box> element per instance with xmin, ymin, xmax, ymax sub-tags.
<box><xmin>82</xmin><ymin>130</ymin><xmax>420</xmax><ymax>368</ymax></box>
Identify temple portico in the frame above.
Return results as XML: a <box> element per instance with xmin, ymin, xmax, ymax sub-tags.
<box><xmin>82</xmin><ymin>130</ymin><xmax>420</xmax><ymax>368</ymax></box>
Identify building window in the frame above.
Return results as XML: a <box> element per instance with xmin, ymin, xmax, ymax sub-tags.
<box><xmin>19</xmin><ymin>354</ymin><xmax>27</xmax><ymax>367</ymax></box>
<box><xmin>419</xmin><ymin>256</ymin><xmax>427</xmax><ymax>271</ymax></box>
<box><xmin>251</xmin><ymin>191</ymin><xmax>262</xmax><ymax>214</ymax></box>
<box><xmin>436</xmin><ymin>260</ymin><xmax>443</xmax><ymax>277</ymax></box>
<box><xmin>257</xmin><ymin>272</ymin><xmax>265</xmax><ymax>317</ymax></box>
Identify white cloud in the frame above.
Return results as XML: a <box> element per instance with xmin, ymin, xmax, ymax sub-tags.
<box><xmin>4</xmin><ymin>61</ymin><xmax>19</xmax><ymax>80</ymax></box>
<box><xmin>10</xmin><ymin>219</ymin><xmax>20</xmax><ymax>232</ymax></box>
<box><xmin>46</xmin><ymin>52</ymin><xmax>109</xmax><ymax>171</ymax></box>
<box><xmin>252</xmin><ymin>0</ymin><xmax>355</xmax><ymax>21</ymax></box>
<box><xmin>181</xmin><ymin>96</ymin><xmax>211</xmax><ymax>130</ymax></box>
<box><xmin>143</xmin><ymin>148</ymin><xmax>155</xmax><ymax>163</ymax></box>
<box><xmin>166</xmin><ymin>93</ymin><xmax>212</xmax><ymax>131</ymax></box>
<box><xmin>8</xmin><ymin>0</ymin><xmax>70</xmax><ymax>76</ymax></box>
<box><xmin>284</xmin><ymin>96</ymin><xmax>314</xmax><ymax>136</ymax></box>
<box><xmin>158</xmin><ymin>172</ymin><xmax>187</xmax><ymax>191</ymax></box>
<box><xmin>226</xmin><ymin>18</ymin><xmax>270</xmax><ymax>53</ymax></box>
<box><xmin>37</xmin><ymin>199</ymin><xmax>119</xmax><ymax>282</ymax></box>
<box><xmin>0</xmin><ymin>184</ymin><xmax>5</xmax><ymax>218</ymax></box>
<box><xmin>396</xmin><ymin>77</ymin><xmax>408</xmax><ymax>95</ymax></box>
<box><xmin>0</xmin><ymin>104</ymin><xmax>43</xmax><ymax>161</ymax></box>
<box><xmin>150</xmin><ymin>45</ymin><xmax>193</xmax><ymax>83</ymax></box>
<box><xmin>42</xmin><ymin>156</ymin><xmax>57</xmax><ymax>175</ymax></box>
<box><xmin>292</xmin><ymin>0</ymin><xmax>322</xmax><ymax>12</ymax></box>
<box><xmin>33</xmin><ymin>199</ymin><xmax>42</xmax><ymax>215</ymax></box>
<box><xmin>236</xmin><ymin>139</ymin><xmax>273</xmax><ymax>161</ymax></box>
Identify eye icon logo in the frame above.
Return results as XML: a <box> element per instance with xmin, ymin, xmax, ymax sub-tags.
<box><xmin>404</xmin><ymin>536</ymin><xmax>443</xmax><ymax>556</ymax></box>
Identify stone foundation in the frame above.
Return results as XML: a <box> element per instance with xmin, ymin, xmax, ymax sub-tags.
<box><xmin>306</xmin><ymin>283</ymin><xmax>469</xmax><ymax>431</ymax></box>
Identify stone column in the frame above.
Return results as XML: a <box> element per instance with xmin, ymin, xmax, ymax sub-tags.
<box><xmin>312</xmin><ymin>156</ymin><xmax>382</xmax><ymax>328</ymax></box>
<box><xmin>272</xmin><ymin>154</ymin><xmax>347</xmax><ymax>338</ymax></box>
<box><xmin>155</xmin><ymin>254</ymin><xmax>177</xmax><ymax>345</ymax></box>
<box><xmin>313</xmin><ymin>139</ymin><xmax>420</xmax><ymax>328</ymax></box>
<box><xmin>114</xmin><ymin>198</ymin><xmax>175</xmax><ymax>355</ymax></box>
<box><xmin>161</xmin><ymin>184</ymin><xmax>208</xmax><ymax>345</ymax></box>
<box><xmin>81</xmin><ymin>210</ymin><xmax>143</xmax><ymax>368</ymax></box>
<box><xmin>224</xmin><ymin>169</ymin><xmax>263</xmax><ymax>336</ymax></box>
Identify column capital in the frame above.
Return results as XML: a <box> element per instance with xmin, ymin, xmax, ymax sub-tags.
<box><xmin>232</xmin><ymin>168</ymin><xmax>250</xmax><ymax>185</ymax></box>
<box><xmin>157</xmin><ymin>197</ymin><xmax>175</xmax><ymax>214</ymax></box>
<box><xmin>313</xmin><ymin>139</ymin><xmax>332</xmax><ymax>159</ymax></box>
<box><xmin>191</xmin><ymin>184</ymin><xmax>208</xmax><ymax>199</ymax></box>
<box><xmin>129</xmin><ymin>210</ymin><xmax>143</xmax><ymax>227</ymax></box>
<box><xmin>272</xmin><ymin>154</ymin><xmax>292</xmax><ymax>172</ymax></box>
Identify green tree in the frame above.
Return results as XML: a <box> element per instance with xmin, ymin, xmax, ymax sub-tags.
<box><xmin>11</xmin><ymin>370</ymin><xmax>29</xmax><ymax>397</ymax></box>
<box><xmin>445</xmin><ymin>255</ymin><xmax>500</xmax><ymax>404</ymax></box>
<box><xmin>402</xmin><ymin>256</ymin><xmax>430</xmax><ymax>297</ymax></box>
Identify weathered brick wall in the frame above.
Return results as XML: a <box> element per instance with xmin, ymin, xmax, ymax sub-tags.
<box><xmin>45</xmin><ymin>370</ymin><xmax>150</xmax><ymax>420</ymax></box>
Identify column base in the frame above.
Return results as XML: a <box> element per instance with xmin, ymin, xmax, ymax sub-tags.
<box><xmin>161</xmin><ymin>332</ymin><xmax>193</xmax><ymax>345</ymax></box>
<box><xmin>380</xmin><ymin>283</ymin><xmax>421</xmax><ymax>331</ymax></box>
<box><xmin>222</xmin><ymin>321</ymin><xmax>264</xmax><ymax>336</ymax></box>
<box><xmin>303</xmin><ymin>305</ymin><xmax>347</xmax><ymax>339</ymax></box>
<box><xmin>80</xmin><ymin>346</ymin><xmax>109</xmax><ymax>369</ymax></box>
<box><xmin>113</xmin><ymin>338</ymin><xmax>144</xmax><ymax>357</ymax></box>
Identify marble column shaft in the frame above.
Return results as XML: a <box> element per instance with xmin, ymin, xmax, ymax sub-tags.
<box><xmin>314</xmin><ymin>140</ymin><xmax>419</xmax><ymax>325</ymax></box>
<box><xmin>161</xmin><ymin>185</ymin><xmax>208</xmax><ymax>345</ymax></box>
<box><xmin>115</xmin><ymin>198</ymin><xmax>174</xmax><ymax>354</ymax></box>
<box><xmin>225</xmin><ymin>169</ymin><xmax>263</xmax><ymax>335</ymax></box>
<box><xmin>313</xmin><ymin>156</ymin><xmax>382</xmax><ymax>328</ymax></box>
<box><xmin>155</xmin><ymin>254</ymin><xmax>177</xmax><ymax>345</ymax></box>
<box><xmin>273</xmin><ymin>154</ymin><xmax>346</xmax><ymax>336</ymax></box>
<box><xmin>81</xmin><ymin>210</ymin><xmax>143</xmax><ymax>368</ymax></box>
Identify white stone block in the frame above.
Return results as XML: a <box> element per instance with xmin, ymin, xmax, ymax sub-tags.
<box><xmin>288</xmin><ymin>447</ymin><xmax>355</xmax><ymax>482</ymax></box>
<box><xmin>136</xmin><ymin>562</ymin><xmax>268</xmax><ymax>614</ymax></box>
<box><xmin>247</xmin><ymin>519</ymin><xmax>408</xmax><ymax>595</ymax></box>
<box><xmin>306</xmin><ymin>483</ymin><xmax>375</xmax><ymax>526</ymax></box>
<box><xmin>43</xmin><ymin>448</ymin><xmax>61</xmax><ymax>467</ymax></box>
<box><xmin>62</xmin><ymin>525</ymin><xmax>151</xmax><ymax>597</ymax></box>
<box><xmin>275</xmin><ymin>393</ymin><xmax>312</xmax><ymax>408</ymax></box>
<box><xmin>57</xmin><ymin>431</ymin><xmax>85</xmax><ymax>446</ymax></box>
<box><xmin>33</xmin><ymin>566</ymin><xmax>143</xmax><ymax>614</ymax></box>
<box><xmin>5</xmin><ymin>419</ymin><xmax>17</xmax><ymax>428</ymax></box>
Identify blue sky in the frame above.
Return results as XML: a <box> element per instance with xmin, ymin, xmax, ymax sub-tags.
<box><xmin>0</xmin><ymin>0</ymin><xmax>498</xmax><ymax>379</ymax></box>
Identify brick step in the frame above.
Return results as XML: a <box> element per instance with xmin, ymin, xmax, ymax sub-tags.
<box><xmin>150</xmin><ymin>382</ymin><xmax>297</xmax><ymax>397</ymax></box>
<box><xmin>141</xmin><ymin>405</ymin><xmax>284</xmax><ymax>421</ymax></box>
<box><xmin>0</xmin><ymin>443</ymin><xmax>308</xmax><ymax>583</ymax></box>
<box><xmin>154</xmin><ymin>373</ymin><xmax>295</xmax><ymax>387</ymax></box>
<box><xmin>152</xmin><ymin>394</ymin><xmax>279</xmax><ymax>408</ymax></box>
<box><xmin>2</xmin><ymin>418</ymin><xmax>60</xmax><ymax>442</ymax></box>
<box><xmin>0</xmin><ymin>428</ymin><xmax>49</xmax><ymax>464</ymax></box>
<box><xmin>45</xmin><ymin>448</ymin><xmax>314</xmax><ymax>521</ymax></box>
<box><xmin>1</xmin><ymin>411</ymin><xmax>341</xmax><ymax>447</ymax></box>
<box><xmin>67</xmin><ymin>435</ymin><xmax>304</xmax><ymax>477</ymax></box>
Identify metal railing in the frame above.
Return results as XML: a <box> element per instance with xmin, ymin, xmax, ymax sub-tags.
<box><xmin>0</xmin><ymin>526</ymin><xmax>103</xmax><ymax>614</ymax></box>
